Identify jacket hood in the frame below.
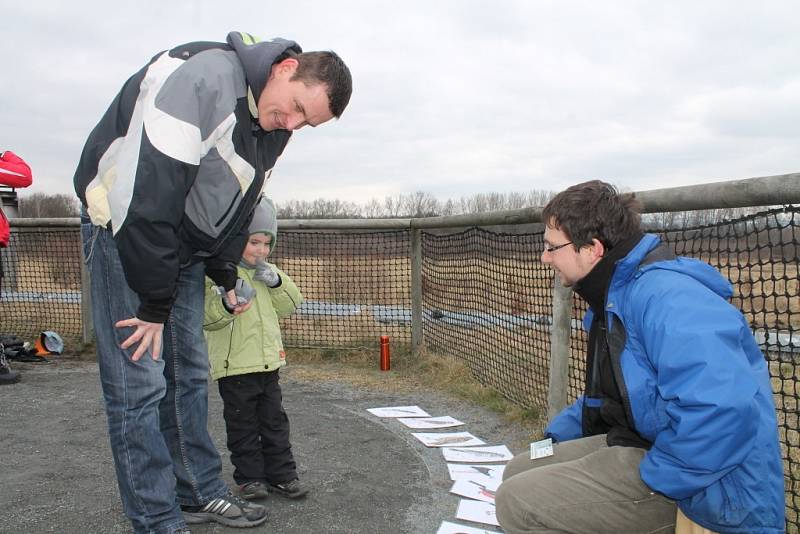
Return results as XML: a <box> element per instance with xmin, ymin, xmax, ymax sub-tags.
<box><xmin>226</xmin><ymin>31</ymin><xmax>302</xmax><ymax>104</ymax></box>
<box><xmin>248</xmin><ymin>195</ymin><xmax>278</xmax><ymax>255</ymax></box>
<box><xmin>613</xmin><ymin>234</ymin><xmax>734</xmax><ymax>301</ymax></box>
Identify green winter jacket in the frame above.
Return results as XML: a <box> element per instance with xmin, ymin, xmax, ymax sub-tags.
<box><xmin>204</xmin><ymin>263</ymin><xmax>302</xmax><ymax>380</ymax></box>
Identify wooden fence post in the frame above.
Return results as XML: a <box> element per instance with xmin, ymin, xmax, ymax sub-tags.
<box><xmin>410</xmin><ymin>227</ymin><xmax>423</xmax><ymax>357</ymax></box>
<box><xmin>548</xmin><ymin>278</ymin><xmax>572</xmax><ymax>419</ymax></box>
<box><xmin>79</xmin><ymin>239</ymin><xmax>93</xmax><ymax>345</ymax></box>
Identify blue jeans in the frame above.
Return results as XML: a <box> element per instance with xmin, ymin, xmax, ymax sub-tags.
<box><xmin>81</xmin><ymin>218</ymin><xmax>227</xmax><ymax>534</ymax></box>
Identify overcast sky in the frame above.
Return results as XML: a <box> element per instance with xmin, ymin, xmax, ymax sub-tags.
<box><xmin>2</xmin><ymin>1</ymin><xmax>799</xmax><ymax>205</ymax></box>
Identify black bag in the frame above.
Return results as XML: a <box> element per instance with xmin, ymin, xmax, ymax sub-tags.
<box><xmin>0</xmin><ymin>334</ymin><xmax>24</xmax><ymax>348</ymax></box>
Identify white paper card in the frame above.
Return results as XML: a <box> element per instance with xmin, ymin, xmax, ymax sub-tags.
<box><xmin>366</xmin><ymin>406</ymin><xmax>431</xmax><ymax>418</ymax></box>
<box><xmin>530</xmin><ymin>437</ymin><xmax>554</xmax><ymax>460</ymax></box>
<box><xmin>456</xmin><ymin>499</ymin><xmax>500</xmax><ymax>527</ymax></box>
<box><xmin>449</xmin><ymin>474</ymin><xmax>500</xmax><ymax>504</ymax></box>
<box><xmin>436</xmin><ymin>520</ymin><xmax>501</xmax><ymax>534</ymax></box>
<box><xmin>397</xmin><ymin>416</ymin><xmax>465</xmax><ymax>429</ymax></box>
<box><xmin>411</xmin><ymin>432</ymin><xmax>485</xmax><ymax>447</ymax></box>
<box><xmin>443</xmin><ymin>445</ymin><xmax>514</xmax><ymax>463</ymax></box>
<box><xmin>447</xmin><ymin>463</ymin><xmax>506</xmax><ymax>482</ymax></box>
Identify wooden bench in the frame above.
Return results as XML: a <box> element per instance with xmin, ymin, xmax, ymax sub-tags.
<box><xmin>676</xmin><ymin>509</ymin><xmax>717</xmax><ymax>534</ymax></box>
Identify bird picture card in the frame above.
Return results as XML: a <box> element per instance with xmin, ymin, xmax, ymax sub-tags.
<box><xmin>442</xmin><ymin>445</ymin><xmax>514</xmax><ymax>463</ymax></box>
<box><xmin>397</xmin><ymin>416</ymin><xmax>465</xmax><ymax>429</ymax></box>
<box><xmin>449</xmin><ymin>474</ymin><xmax>499</xmax><ymax>504</ymax></box>
<box><xmin>411</xmin><ymin>432</ymin><xmax>485</xmax><ymax>447</ymax></box>
<box><xmin>366</xmin><ymin>405</ymin><xmax>431</xmax><ymax>418</ymax></box>
<box><xmin>456</xmin><ymin>499</ymin><xmax>500</xmax><ymax>527</ymax></box>
<box><xmin>436</xmin><ymin>520</ymin><xmax>501</xmax><ymax>534</ymax></box>
<box><xmin>447</xmin><ymin>463</ymin><xmax>505</xmax><ymax>482</ymax></box>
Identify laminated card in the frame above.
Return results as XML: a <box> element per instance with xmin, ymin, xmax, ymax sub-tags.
<box><xmin>366</xmin><ymin>406</ymin><xmax>431</xmax><ymax>418</ymax></box>
<box><xmin>456</xmin><ymin>499</ymin><xmax>500</xmax><ymax>527</ymax></box>
<box><xmin>436</xmin><ymin>520</ymin><xmax>501</xmax><ymax>534</ymax></box>
<box><xmin>411</xmin><ymin>432</ymin><xmax>485</xmax><ymax>447</ymax></box>
<box><xmin>397</xmin><ymin>416</ymin><xmax>465</xmax><ymax>429</ymax></box>
<box><xmin>447</xmin><ymin>463</ymin><xmax>506</xmax><ymax>482</ymax></box>
<box><xmin>442</xmin><ymin>445</ymin><xmax>513</xmax><ymax>463</ymax></box>
<box><xmin>449</xmin><ymin>475</ymin><xmax>499</xmax><ymax>504</ymax></box>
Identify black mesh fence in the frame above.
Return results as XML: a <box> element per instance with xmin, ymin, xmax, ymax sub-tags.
<box><xmin>420</xmin><ymin>226</ymin><xmax>553</xmax><ymax>409</ymax></box>
<box><xmin>4</xmin><ymin>206</ymin><xmax>800</xmax><ymax>528</ymax></box>
<box><xmin>0</xmin><ymin>227</ymin><xmax>82</xmax><ymax>345</ymax></box>
<box><xmin>270</xmin><ymin>229</ymin><xmax>412</xmax><ymax>349</ymax></box>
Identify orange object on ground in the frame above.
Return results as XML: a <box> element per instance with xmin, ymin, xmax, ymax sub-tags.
<box><xmin>379</xmin><ymin>335</ymin><xmax>390</xmax><ymax>371</ymax></box>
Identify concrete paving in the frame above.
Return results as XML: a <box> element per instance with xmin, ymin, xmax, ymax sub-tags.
<box><xmin>0</xmin><ymin>359</ymin><xmax>526</xmax><ymax>533</ymax></box>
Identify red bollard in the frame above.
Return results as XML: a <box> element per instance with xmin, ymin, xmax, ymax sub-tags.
<box><xmin>380</xmin><ymin>335</ymin><xmax>391</xmax><ymax>371</ymax></box>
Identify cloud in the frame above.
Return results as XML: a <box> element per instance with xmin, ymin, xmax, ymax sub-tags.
<box><xmin>2</xmin><ymin>0</ymin><xmax>799</xmax><ymax>205</ymax></box>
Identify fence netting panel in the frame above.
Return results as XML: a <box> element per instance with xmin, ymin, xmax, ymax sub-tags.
<box><xmin>1</xmin><ymin>227</ymin><xmax>82</xmax><ymax>345</ymax></box>
<box><xmin>272</xmin><ymin>229</ymin><xmax>412</xmax><ymax>349</ymax></box>
<box><xmin>420</xmin><ymin>227</ymin><xmax>552</xmax><ymax>408</ymax></box>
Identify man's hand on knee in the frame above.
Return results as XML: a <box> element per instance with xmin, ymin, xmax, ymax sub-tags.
<box><xmin>115</xmin><ymin>318</ymin><xmax>164</xmax><ymax>361</ymax></box>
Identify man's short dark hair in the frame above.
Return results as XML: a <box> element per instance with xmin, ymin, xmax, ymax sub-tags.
<box><xmin>292</xmin><ymin>51</ymin><xmax>352</xmax><ymax>119</ymax></box>
<box><xmin>542</xmin><ymin>180</ymin><xmax>643</xmax><ymax>249</ymax></box>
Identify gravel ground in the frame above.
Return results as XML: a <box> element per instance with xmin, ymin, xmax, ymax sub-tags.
<box><xmin>0</xmin><ymin>358</ymin><xmax>529</xmax><ymax>533</ymax></box>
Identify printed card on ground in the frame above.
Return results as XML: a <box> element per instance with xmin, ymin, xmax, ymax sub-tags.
<box><xmin>436</xmin><ymin>520</ymin><xmax>501</xmax><ymax>534</ymax></box>
<box><xmin>456</xmin><ymin>499</ymin><xmax>500</xmax><ymax>527</ymax></box>
<box><xmin>447</xmin><ymin>463</ymin><xmax>505</xmax><ymax>482</ymax></box>
<box><xmin>366</xmin><ymin>405</ymin><xmax>431</xmax><ymax>418</ymax></box>
<box><xmin>396</xmin><ymin>416</ymin><xmax>465</xmax><ymax>429</ymax></box>
<box><xmin>442</xmin><ymin>445</ymin><xmax>514</xmax><ymax>463</ymax></box>
<box><xmin>411</xmin><ymin>431</ymin><xmax>485</xmax><ymax>447</ymax></box>
<box><xmin>449</xmin><ymin>474</ymin><xmax>499</xmax><ymax>504</ymax></box>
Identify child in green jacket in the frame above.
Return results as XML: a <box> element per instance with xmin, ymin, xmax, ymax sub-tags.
<box><xmin>204</xmin><ymin>195</ymin><xmax>307</xmax><ymax>501</ymax></box>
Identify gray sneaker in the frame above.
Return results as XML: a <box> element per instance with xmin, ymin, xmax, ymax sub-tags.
<box><xmin>239</xmin><ymin>481</ymin><xmax>269</xmax><ymax>500</ymax></box>
<box><xmin>181</xmin><ymin>492</ymin><xmax>268</xmax><ymax>528</ymax></box>
<box><xmin>268</xmin><ymin>479</ymin><xmax>309</xmax><ymax>499</ymax></box>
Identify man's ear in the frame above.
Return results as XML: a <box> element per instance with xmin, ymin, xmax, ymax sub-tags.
<box><xmin>589</xmin><ymin>238</ymin><xmax>606</xmax><ymax>262</ymax></box>
<box><xmin>276</xmin><ymin>57</ymin><xmax>299</xmax><ymax>75</ymax></box>
<box><xmin>267</xmin><ymin>57</ymin><xmax>298</xmax><ymax>82</ymax></box>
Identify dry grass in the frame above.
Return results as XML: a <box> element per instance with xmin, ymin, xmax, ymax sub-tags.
<box><xmin>284</xmin><ymin>345</ymin><xmax>545</xmax><ymax>446</ymax></box>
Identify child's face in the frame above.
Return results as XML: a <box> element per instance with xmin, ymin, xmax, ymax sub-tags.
<box><xmin>243</xmin><ymin>233</ymin><xmax>273</xmax><ymax>265</ymax></box>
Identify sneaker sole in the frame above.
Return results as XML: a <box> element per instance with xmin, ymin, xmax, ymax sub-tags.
<box><xmin>241</xmin><ymin>489</ymin><xmax>269</xmax><ymax>500</ymax></box>
<box><xmin>183</xmin><ymin>511</ymin><xmax>269</xmax><ymax>528</ymax></box>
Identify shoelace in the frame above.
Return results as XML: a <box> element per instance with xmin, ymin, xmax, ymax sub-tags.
<box><xmin>226</xmin><ymin>493</ymin><xmax>252</xmax><ymax>508</ymax></box>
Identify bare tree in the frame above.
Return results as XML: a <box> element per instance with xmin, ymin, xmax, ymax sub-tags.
<box><xmin>440</xmin><ymin>199</ymin><xmax>457</xmax><ymax>216</ymax></box>
<box><xmin>383</xmin><ymin>195</ymin><xmax>406</xmax><ymax>218</ymax></box>
<box><xmin>401</xmin><ymin>191</ymin><xmax>440</xmax><ymax>217</ymax></box>
<box><xmin>362</xmin><ymin>198</ymin><xmax>384</xmax><ymax>218</ymax></box>
<box><xmin>18</xmin><ymin>193</ymin><xmax>79</xmax><ymax>218</ymax></box>
<box><xmin>273</xmin><ymin>188</ymin><xmax>557</xmax><ymax>219</ymax></box>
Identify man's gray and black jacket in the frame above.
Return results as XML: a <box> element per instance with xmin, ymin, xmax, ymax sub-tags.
<box><xmin>74</xmin><ymin>32</ymin><xmax>299</xmax><ymax>323</ymax></box>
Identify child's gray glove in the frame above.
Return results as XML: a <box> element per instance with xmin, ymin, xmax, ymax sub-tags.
<box><xmin>254</xmin><ymin>260</ymin><xmax>281</xmax><ymax>288</ymax></box>
<box><xmin>217</xmin><ymin>278</ymin><xmax>256</xmax><ymax>312</ymax></box>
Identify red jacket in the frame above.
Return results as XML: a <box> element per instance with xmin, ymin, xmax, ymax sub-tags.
<box><xmin>0</xmin><ymin>151</ymin><xmax>33</xmax><ymax>247</ymax></box>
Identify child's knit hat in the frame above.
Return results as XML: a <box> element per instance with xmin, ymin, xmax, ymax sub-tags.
<box><xmin>248</xmin><ymin>194</ymin><xmax>278</xmax><ymax>250</ymax></box>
